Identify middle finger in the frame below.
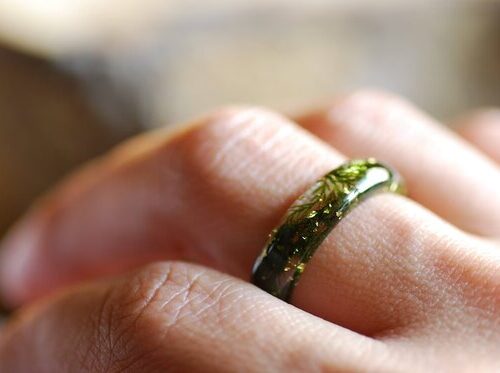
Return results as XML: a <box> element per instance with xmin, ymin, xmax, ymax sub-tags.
<box><xmin>0</xmin><ymin>107</ymin><xmax>485</xmax><ymax>336</ymax></box>
<box><xmin>297</xmin><ymin>90</ymin><xmax>500</xmax><ymax>237</ymax></box>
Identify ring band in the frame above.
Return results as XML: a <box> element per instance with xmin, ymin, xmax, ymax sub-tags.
<box><xmin>251</xmin><ymin>158</ymin><xmax>405</xmax><ymax>301</ymax></box>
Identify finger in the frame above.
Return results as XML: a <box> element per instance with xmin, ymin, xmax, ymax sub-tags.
<box><xmin>0</xmin><ymin>107</ymin><xmax>490</xmax><ymax>337</ymax></box>
<box><xmin>0</xmin><ymin>261</ymin><xmax>393</xmax><ymax>372</ymax></box>
<box><xmin>296</xmin><ymin>91</ymin><xmax>500</xmax><ymax>237</ymax></box>
<box><xmin>453</xmin><ymin>109</ymin><xmax>500</xmax><ymax>164</ymax></box>
<box><xmin>0</xmin><ymin>107</ymin><xmax>343</xmax><ymax>307</ymax></box>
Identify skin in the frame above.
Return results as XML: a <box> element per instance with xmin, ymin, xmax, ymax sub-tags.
<box><xmin>0</xmin><ymin>90</ymin><xmax>499</xmax><ymax>372</ymax></box>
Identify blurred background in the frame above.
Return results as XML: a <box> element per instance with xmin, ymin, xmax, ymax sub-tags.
<box><xmin>0</xmin><ymin>0</ymin><xmax>499</xmax><ymax>237</ymax></box>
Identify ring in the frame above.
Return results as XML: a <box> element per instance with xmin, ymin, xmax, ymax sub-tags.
<box><xmin>251</xmin><ymin>158</ymin><xmax>405</xmax><ymax>301</ymax></box>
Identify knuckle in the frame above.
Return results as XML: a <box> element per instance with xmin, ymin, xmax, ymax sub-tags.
<box><xmin>179</xmin><ymin>106</ymin><xmax>292</xmax><ymax>176</ymax></box>
<box><xmin>106</xmin><ymin>106</ymin><xmax>288</xmax><ymax>174</ymax></box>
<box><xmin>86</xmin><ymin>261</ymin><xmax>234</xmax><ymax>372</ymax></box>
<box><xmin>336</xmin><ymin>89</ymin><xmax>412</xmax><ymax>114</ymax></box>
<box><xmin>324</xmin><ymin>89</ymin><xmax>424</xmax><ymax>130</ymax></box>
<box><xmin>172</xmin><ymin>106</ymin><xmax>306</xmax><ymax>220</ymax></box>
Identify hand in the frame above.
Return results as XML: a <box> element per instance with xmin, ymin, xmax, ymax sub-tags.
<box><xmin>0</xmin><ymin>91</ymin><xmax>499</xmax><ymax>372</ymax></box>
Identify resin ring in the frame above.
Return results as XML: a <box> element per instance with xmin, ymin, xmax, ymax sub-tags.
<box><xmin>251</xmin><ymin>158</ymin><xmax>405</xmax><ymax>301</ymax></box>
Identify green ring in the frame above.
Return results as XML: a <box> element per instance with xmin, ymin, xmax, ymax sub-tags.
<box><xmin>251</xmin><ymin>158</ymin><xmax>405</xmax><ymax>302</ymax></box>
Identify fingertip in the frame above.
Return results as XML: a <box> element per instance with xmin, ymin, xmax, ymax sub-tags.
<box><xmin>0</xmin><ymin>217</ymin><xmax>43</xmax><ymax>308</ymax></box>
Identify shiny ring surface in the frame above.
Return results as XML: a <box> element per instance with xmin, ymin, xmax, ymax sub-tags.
<box><xmin>251</xmin><ymin>158</ymin><xmax>405</xmax><ymax>301</ymax></box>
